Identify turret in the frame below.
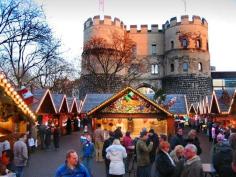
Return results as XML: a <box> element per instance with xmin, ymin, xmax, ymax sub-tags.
<box><xmin>162</xmin><ymin>15</ymin><xmax>211</xmax><ymax>103</ymax></box>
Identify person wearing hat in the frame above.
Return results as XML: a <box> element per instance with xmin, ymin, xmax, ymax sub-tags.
<box><xmin>136</xmin><ymin>131</ymin><xmax>153</xmax><ymax>177</ymax></box>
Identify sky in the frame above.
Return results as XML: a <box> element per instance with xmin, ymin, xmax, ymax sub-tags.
<box><xmin>35</xmin><ymin>0</ymin><xmax>236</xmax><ymax>71</ymax></box>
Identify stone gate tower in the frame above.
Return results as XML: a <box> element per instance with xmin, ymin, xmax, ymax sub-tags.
<box><xmin>162</xmin><ymin>15</ymin><xmax>211</xmax><ymax>103</ymax></box>
<box><xmin>80</xmin><ymin>15</ymin><xmax>212</xmax><ymax>103</ymax></box>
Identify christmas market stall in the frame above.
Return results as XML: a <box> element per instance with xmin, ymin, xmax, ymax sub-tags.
<box><xmin>30</xmin><ymin>89</ymin><xmax>57</xmax><ymax>125</ymax></box>
<box><xmin>82</xmin><ymin>87</ymin><xmax>174</xmax><ymax>137</ymax></box>
<box><xmin>203</xmin><ymin>95</ymin><xmax>212</xmax><ymax>115</ymax></box>
<box><xmin>67</xmin><ymin>97</ymin><xmax>80</xmax><ymax>115</ymax></box>
<box><xmin>162</xmin><ymin>94</ymin><xmax>189</xmax><ymax>127</ymax></box>
<box><xmin>0</xmin><ymin>73</ymin><xmax>36</xmax><ymax>145</ymax></box>
<box><xmin>51</xmin><ymin>94</ymin><xmax>69</xmax><ymax>134</ymax></box>
<box><xmin>67</xmin><ymin>97</ymin><xmax>81</xmax><ymax>131</ymax></box>
<box><xmin>188</xmin><ymin>103</ymin><xmax>197</xmax><ymax>115</ymax></box>
<box><xmin>210</xmin><ymin>89</ymin><xmax>236</xmax><ymax>127</ymax></box>
<box><xmin>228</xmin><ymin>91</ymin><xmax>236</xmax><ymax>127</ymax></box>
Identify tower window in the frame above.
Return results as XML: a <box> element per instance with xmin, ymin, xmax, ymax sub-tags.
<box><xmin>198</xmin><ymin>62</ymin><xmax>203</xmax><ymax>72</ymax></box>
<box><xmin>183</xmin><ymin>62</ymin><xmax>188</xmax><ymax>72</ymax></box>
<box><xmin>151</xmin><ymin>44</ymin><xmax>157</xmax><ymax>55</ymax></box>
<box><xmin>207</xmin><ymin>41</ymin><xmax>209</xmax><ymax>51</ymax></box>
<box><xmin>196</xmin><ymin>39</ymin><xmax>201</xmax><ymax>49</ymax></box>
<box><xmin>151</xmin><ymin>64</ymin><xmax>159</xmax><ymax>74</ymax></box>
<box><xmin>171</xmin><ymin>63</ymin><xmax>174</xmax><ymax>72</ymax></box>
<box><xmin>171</xmin><ymin>41</ymin><xmax>174</xmax><ymax>49</ymax></box>
<box><xmin>182</xmin><ymin>39</ymin><xmax>188</xmax><ymax>48</ymax></box>
<box><xmin>132</xmin><ymin>44</ymin><xmax>137</xmax><ymax>57</ymax></box>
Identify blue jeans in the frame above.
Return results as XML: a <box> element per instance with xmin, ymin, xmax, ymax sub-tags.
<box><xmin>82</xmin><ymin>157</ymin><xmax>93</xmax><ymax>175</ymax></box>
<box><xmin>15</xmin><ymin>166</ymin><xmax>24</xmax><ymax>177</ymax></box>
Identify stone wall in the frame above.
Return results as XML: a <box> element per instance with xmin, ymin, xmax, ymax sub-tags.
<box><xmin>79</xmin><ymin>74</ymin><xmax>125</xmax><ymax>99</ymax></box>
<box><xmin>162</xmin><ymin>74</ymin><xmax>212</xmax><ymax>103</ymax></box>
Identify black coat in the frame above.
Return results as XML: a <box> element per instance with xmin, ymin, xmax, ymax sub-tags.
<box><xmin>170</xmin><ymin>134</ymin><xmax>186</xmax><ymax>150</ymax></box>
<box><xmin>186</xmin><ymin>137</ymin><xmax>202</xmax><ymax>155</ymax></box>
<box><xmin>155</xmin><ymin>150</ymin><xmax>175</xmax><ymax>177</ymax></box>
<box><xmin>148</xmin><ymin>133</ymin><xmax>159</xmax><ymax>163</ymax></box>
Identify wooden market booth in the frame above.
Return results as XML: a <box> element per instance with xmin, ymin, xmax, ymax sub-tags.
<box><xmin>68</xmin><ymin>97</ymin><xmax>80</xmax><ymax>115</ymax></box>
<box><xmin>52</xmin><ymin>94</ymin><xmax>69</xmax><ymax>134</ymax></box>
<box><xmin>86</xmin><ymin>87</ymin><xmax>174</xmax><ymax>137</ymax></box>
<box><xmin>0</xmin><ymin>73</ymin><xmax>36</xmax><ymax>144</ymax></box>
<box><xmin>209</xmin><ymin>89</ymin><xmax>236</xmax><ymax>127</ymax></box>
<box><xmin>31</xmin><ymin>89</ymin><xmax>57</xmax><ymax>125</ymax></box>
<box><xmin>188</xmin><ymin>104</ymin><xmax>197</xmax><ymax>115</ymax></box>
<box><xmin>228</xmin><ymin>91</ymin><xmax>236</xmax><ymax>127</ymax></box>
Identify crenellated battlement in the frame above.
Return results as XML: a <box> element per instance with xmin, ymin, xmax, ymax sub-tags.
<box><xmin>84</xmin><ymin>15</ymin><xmax>126</xmax><ymax>30</ymax></box>
<box><xmin>84</xmin><ymin>15</ymin><xmax>163</xmax><ymax>33</ymax></box>
<box><xmin>127</xmin><ymin>24</ymin><xmax>162</xmax><ymax>33</ymax></box>
<box><xmin>84</xmin><ymin>15</ymin><xmax>208</xmax><ymax>33</ymax></box>
<box><xmin>164</xmin><ymin>15</ymin><xmax>208</xmax><ymax>30</ymax></box>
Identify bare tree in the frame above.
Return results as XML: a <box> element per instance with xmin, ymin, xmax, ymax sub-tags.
<box><xmin>82</xmin><ymin>32</ymin><xmax>140</xmax><ymax>93</ymax></box>
<box><xmin>0</xmin><ymin>0</ymin><xmax>73</xmax><ymax>89</ymax></box>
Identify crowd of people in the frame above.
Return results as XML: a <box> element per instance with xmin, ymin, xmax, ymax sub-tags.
<box><xmin>2</xmin><ymin>115</ymin><xmax>236</xmax><ymax>177</ymax></box>
<box><xmin>54</xmin><ymin>122</ymin><xmax>236</xmax><ymax>177</ymax></box>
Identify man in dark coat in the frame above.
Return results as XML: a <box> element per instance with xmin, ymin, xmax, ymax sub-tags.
<box><xmin>186</xmin><ymin>129</ymin><xmax>202</xmax><ymax>155</ymax></box>
<box><xmin>148</xmin><ymin>129</ymin><xmax>159</xmax><ymax>164</ymax></box>
<box><xmin>66</xmin><ymin>118</ymin><xmax>72</xmax><ymax>135</ymax></box>
<box><xmin>53</xmin><ymin>126</ymin><xmax>60</xmax><ymax>150</ymax></box>
<box><xmin>155</xmin><ymin>141</ymin><xmax>175</xmax><ymax>177</ymax></box>
<box><xmin>73</xmin><ymin>117</ymin><xmax>79</xmax><ymax>131</ymax></box>
<box><xmin>45</xmin><ymin>126</ymin><xmax>52</xmax><ymax>149</ymax></box>
<box><xmin>170</xmin><ymin>128</ymin><xmax>186</xmax><ymax>150</ymax></box>
<box><xmin>213</xmin><ymin>133</ymin><xmax>236</xmax><ymax>177</ymax></box>
<box><xmin>102</xmin><ymin>131</ymin><xmax>115</xmax><ymax>177</ymax></box>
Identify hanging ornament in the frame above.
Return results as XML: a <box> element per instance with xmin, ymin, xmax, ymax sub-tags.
<box><xmin>124</xmin><ymin>95</ymin><xmax>131</xmax><ymax>102</ymax></box>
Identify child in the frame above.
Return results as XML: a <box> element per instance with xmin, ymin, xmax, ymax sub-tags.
<box><xmin>81</xmin><ymin>135</ymin><xmax>95</xmax><ymax>176</ymax></box>
<box><xmin>28</xmin><ymin>135</ymin><xmax>35</xmax><ymax>153</ymax></box>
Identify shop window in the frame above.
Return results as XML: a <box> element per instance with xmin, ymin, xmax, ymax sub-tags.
<box><xmin>182</xmin><ymin>39</ymin><xmax>188</xmax><ymax>48</ymax></box>
<box><xmin>151</xmin><ymin>44</ymin><xmax>157</xmax><ymax>55</ymax></box>
<box><xmin>198</xmin><ymin>62</ymin><xmax>203</xmax><ymax>72</ymax></box>
<box><xmin>171</xmin><ymin>41</ymin><xmax>174</xmax><ymax>49</ymax></box>
<box><xmin>196</xmin><ymin>39</ymin><xmax>201</xmax><ymax>49</ymax></box>
<box><xmin>183</xmin><ymin>62</ymin><xmax>188</xmax><ymax>72</ymax></box>
<box><xmin>171</xmin><ymin>63</ymin><xmax>174</xmax><ymax>72</ymax></box>
<box><xmin>151</xmin><ymin>64</ymin><xmax>159</xmax><ymax>74</ymax></box>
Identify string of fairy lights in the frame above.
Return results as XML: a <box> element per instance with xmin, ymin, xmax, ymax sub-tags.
<box><xmin>0</xmin><ymin>73</ymin><xmax>36</xmax><ymax>120</ymax></box>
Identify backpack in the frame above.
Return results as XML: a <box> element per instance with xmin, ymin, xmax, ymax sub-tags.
<box><xmin>83</xmin><ymin>142</ymin><xmax>94</xmax><ymax>157</ymax></box>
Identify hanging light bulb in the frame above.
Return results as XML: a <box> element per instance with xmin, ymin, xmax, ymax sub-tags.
<box><xmin>6</xmin><ymin>83</ymin><xmax>11</xmax><ymax>88</ymax></box>
<box><xmin>2</xmin><ymin>79</ymin><xmax>7</xmax><ymax>84</ymax></box>
<box><xmin>0</xmin><ymin>74</ymin><xmax>4</xmax><ymax>80</ymax></box>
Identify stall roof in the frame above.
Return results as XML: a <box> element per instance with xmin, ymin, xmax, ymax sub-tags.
<box><xmin>31</xmin><ymin>89</ymin><xmax>57</xmax><ymax>114</ymax></box>
<box><xmin>0</xmin><ymin>73</ymin><xmax>36</xmax><ymax>120</ymax></box>
<box><xmin>229</xmin><ymin>91</ymin><xmax>236</xmax><ymax>114</ymax></box>
<box><xmin>52</xmin><ymin>94</ymin><xmax>69</xmax><ymax>113</ymax></box>
<box><xmin>189</xmin><ymin>103</ymin><xmax>197</xmax><ymax>114</ymax></box>
<box><xmin>214</xmin><ymin>89</ymin><xmax>235</xmax><ymax>113</ymax></box>
<box><xmin>81</xmin><ymin>92</ymin><xmax>186</xmax><ymax>115</ymax></box>
<box><xmin>80</xmin><ymin>94</ymin><xmax>113</xmax><ymax>113</ymax></box>
<box><xmin>68</xmin><ymin>97</ymin><xmax>80</xmax><ymax>113</ymax></box>
<box><xmin>76</xmin><ymin>99</ymin><xmax>82</xmax><ymax>112</ymax></box>
<box><xmin>162</xmin><ymin>94</ymin><xmax>188</xmax><ymax>115</ymax></box>
<box><xmin>86</xmin><ymin>87</ymin><xmax>173</xmax><ymax>116</ymax></box>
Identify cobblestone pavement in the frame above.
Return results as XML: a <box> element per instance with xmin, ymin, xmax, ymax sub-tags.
<box><xmin>23</xmin><ymin>129</ymin><xmax>212</xmax><ymax>177</ymax></box>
